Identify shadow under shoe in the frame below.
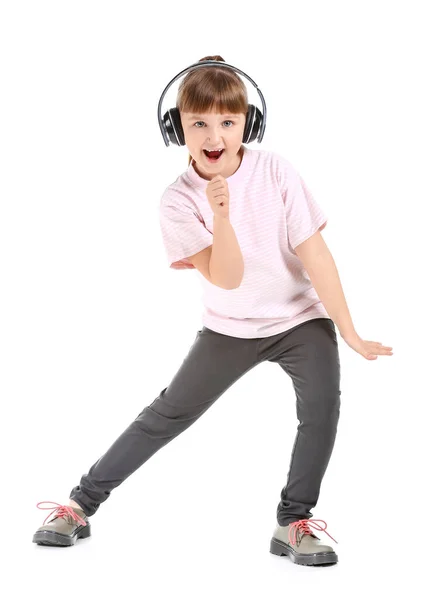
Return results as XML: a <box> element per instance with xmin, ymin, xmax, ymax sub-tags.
<box><xmin>33</xmin><ymin>501</ymin><xmax>91</xmax><ymax>547</ymax></box>
<box><xmin>270</xmin><ymin>518</ymin><xmax>338</xmax><ymax>566</ymax></box>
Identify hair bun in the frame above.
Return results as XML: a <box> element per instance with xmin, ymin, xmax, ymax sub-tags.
<box><xmin>198</xmin><ymin>55</ymin><xmax>225</xmax><ymax>63</ymax></box>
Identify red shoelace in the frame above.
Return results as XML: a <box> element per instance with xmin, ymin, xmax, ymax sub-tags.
<box><xmin>288</xmin><ymin>518</ymin><xmax>338</xmax><ymax>546</ymax></box>
<box><xmin>36</xmin><ymin>501</ymin><xmax>87</xmax><ymax>527</ymax></box>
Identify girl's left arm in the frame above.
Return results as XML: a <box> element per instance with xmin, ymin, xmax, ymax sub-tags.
<box><xmin>295</xmin><ymin>231</ymin><xmax>394</xmax><ymax>361</ymax></box>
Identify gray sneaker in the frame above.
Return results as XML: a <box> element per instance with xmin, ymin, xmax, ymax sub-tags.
<box><xmin>270</xmin><ymin>518</ymin><xmax>338</xmax><ymax>566</ymax></box>
<box><xmin>33</xmin><ymin>501</ymin><xmax>91</xmax><ymax>547</ymax></box>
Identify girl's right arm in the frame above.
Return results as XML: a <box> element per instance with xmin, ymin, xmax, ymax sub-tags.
<box><xmin>209</xmin><ymin>215</ymin><xmax>244</xmax><ymax>289</ymax></box>
<box><xmin>187</xmin><ymin>214</ymin><xmax>244</xmax><ymax>290</ymax></box>
<box><xmin>187</xmin><ymin>174</ymin><xmax>244</xmax><ymax>289</ymax></box>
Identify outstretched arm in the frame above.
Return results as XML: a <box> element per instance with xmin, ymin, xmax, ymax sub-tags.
<box><xmin>295</xmin><ymin>231</ymin><xmax>393</xmax><ymax>360</ymax></box>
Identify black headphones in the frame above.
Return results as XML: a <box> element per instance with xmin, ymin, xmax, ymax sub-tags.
<box><xmin>157</xmin><ymin>60</ymin><xmax>267</xmax><ymax>147</ymax></box>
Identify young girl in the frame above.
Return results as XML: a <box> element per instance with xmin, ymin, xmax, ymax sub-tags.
<box><xmin>33</xmin><ymin>55</ymin><xmax>393</xmax><ymax>567</ymax></box>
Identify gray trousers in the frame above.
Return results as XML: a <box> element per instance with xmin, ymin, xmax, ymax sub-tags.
<box><xmin>70</xmin><ymin>317</ymin><xmax>341</xmax><ymax>525</ymax></box>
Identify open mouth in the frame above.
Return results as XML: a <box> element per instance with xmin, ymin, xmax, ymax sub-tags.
<box><xmin>203</xmin><ymin>149</ymin><xmax>224</xmax><ymax>163</ymax></box>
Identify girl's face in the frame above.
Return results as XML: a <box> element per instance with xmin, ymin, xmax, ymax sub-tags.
<box><xmin>180</xmin><ymin>111</ymin><xmax>246</xmax><ymax>181</ymax></box>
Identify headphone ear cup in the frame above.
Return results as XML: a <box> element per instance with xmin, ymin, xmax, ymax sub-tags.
<box><xmin>162</xmin><ymin>107</ymin><xmax>185</xmax><ymax>146</ymax></box>
<box><xmin>243</xmin><ymin>104</ymin><xmax>263</xmax><ymax>144</ymax></box>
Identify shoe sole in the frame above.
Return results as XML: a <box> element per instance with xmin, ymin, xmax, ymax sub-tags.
<box><xmin>32</xmin><ymin>523</ymin><xmax>91</xmax><ymax>547</ymax></box>
<box><xmin>270</xmin><ymin>537</ymin><xmax>338</xmax><ymax>566</ymax></box>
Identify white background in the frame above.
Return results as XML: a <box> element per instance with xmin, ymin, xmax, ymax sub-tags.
<box><xmin>1</xmin><ymin>0</ymin><xmax>427</xmax><ymax>598</ymax></box>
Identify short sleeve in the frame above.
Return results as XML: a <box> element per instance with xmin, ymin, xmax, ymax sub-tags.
<box><xmin>159</xmin><ymin>192</ymin><xmax>213</xmax><ymax>270</ymax></box>
<box><xmin>277</xmin><ymin>156</ymin><xmax>328</xmax><ymax>255</ymax></box>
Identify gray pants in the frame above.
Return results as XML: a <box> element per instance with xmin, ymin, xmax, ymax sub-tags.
<box><xmin>70</xmin><ymin>317</ymin><xmax>341</xmax><ymax>525</ymax></box>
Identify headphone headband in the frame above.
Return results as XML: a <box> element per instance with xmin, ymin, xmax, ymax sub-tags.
<box><xmin>157</xmin><ymin>60</ymin><xmax>267</xmax><ymax>147</ymax></box>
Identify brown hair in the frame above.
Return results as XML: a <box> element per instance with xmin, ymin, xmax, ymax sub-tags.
<box><xmin>176</xmin><ymin>55</ymin><xmax>249</xmax><ymax>166</ymax></box>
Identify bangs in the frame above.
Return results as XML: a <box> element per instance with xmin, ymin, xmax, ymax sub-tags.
<box><xmin>177</xmin><ymin>69</ymin><xmax>248</xmax><ymax>117</ymax></box>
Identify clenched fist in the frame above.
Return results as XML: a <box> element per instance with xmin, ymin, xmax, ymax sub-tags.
<box><xmin>205</xmin><ymin>174</ymin><xmax>230</xmax><ymax>220</ymax></box>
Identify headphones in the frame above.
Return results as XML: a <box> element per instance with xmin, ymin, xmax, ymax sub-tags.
<box><xmin>157</xmin><ymin>60</ymin><xmax>267</xmax><ymax>147</ymax></box>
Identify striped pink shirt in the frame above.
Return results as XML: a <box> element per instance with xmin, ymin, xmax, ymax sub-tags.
<box><xmin>159</xmin><ymin>144</ymin><xmax>329</xmax><ymax>338</ymax></box>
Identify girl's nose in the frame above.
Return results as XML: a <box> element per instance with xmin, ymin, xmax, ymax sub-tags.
<box><xmin>206</xmin><ymin>134</ymin><xmax>222</xmax><ymax>143</ymax></box>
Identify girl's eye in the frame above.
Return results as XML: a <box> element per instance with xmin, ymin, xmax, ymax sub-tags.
<box><xmin>194</xmin><ymin>120</ymin><xmax>234</xmax><ymax>128</ymax></box>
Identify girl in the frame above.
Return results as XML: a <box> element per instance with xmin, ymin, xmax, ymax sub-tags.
<box><xmin>33</xmin><ymin>55</ymin><xmax>393</xmax><ymax>567</ymax></box>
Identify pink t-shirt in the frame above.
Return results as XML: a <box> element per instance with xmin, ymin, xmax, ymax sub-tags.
<box><xmin>159</xmin><ymin>144</ymin><xmax>330</xmax><ymax>338</ymax></box>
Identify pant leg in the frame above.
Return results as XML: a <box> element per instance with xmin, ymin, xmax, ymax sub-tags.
<box><xmin>259</xmin><ymin>318</ymin><xmax>341</xmax><ymax>526</ymax></box>
<box><xmin>70</xmin><ymin>327</ymin><xmax>260</xmax><ymax>516</ymax></box>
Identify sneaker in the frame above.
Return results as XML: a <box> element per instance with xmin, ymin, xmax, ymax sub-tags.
<box><xmin>270</xmin><ymin>518</ymin><xmax>338</xmax><ymax>566</ymax></box>
<box><xmin>32</xmin><ymin>501</ymin><xmax>91</xmax><ymax>547</ymax></box>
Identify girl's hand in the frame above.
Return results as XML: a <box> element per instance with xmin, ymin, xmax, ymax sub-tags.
<box><xmin>206</xmin><ymin>174</ymin><xmax>230</xmax><ymax>220</ymax></box>
<box><xmin>341</xmin><ymin>332</ymin><xmax>393</xmax><ymax>360</ymax></box>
